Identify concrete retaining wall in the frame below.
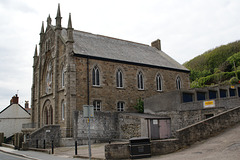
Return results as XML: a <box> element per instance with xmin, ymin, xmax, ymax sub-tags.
<box><xmin>177</xmin><ymin>106</ymin><xmax>240</xmax><ymax>147</ymax></box>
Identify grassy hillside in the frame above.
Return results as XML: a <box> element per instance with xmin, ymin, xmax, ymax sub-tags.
<box><xmin>183</xmin><ymin>40</ymin><xmax>240</xmax><ymax>88</ymax></box>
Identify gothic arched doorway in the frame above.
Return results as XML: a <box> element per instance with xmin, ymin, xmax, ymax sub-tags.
<box><xmin>43</xmin><ymin>100</ymin><xmax>53</xmax><ymax>125</ymax></box>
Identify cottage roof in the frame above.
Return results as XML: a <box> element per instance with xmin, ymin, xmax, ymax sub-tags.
<box><xmin>0</xmin><ymin>103</ymin><xmax>30</xmax><ymax>117</ymax></box>
<box><xmin>60</xmin><ymin>29</ymin><xmax>189</xmax><ymax>72</ymax></box>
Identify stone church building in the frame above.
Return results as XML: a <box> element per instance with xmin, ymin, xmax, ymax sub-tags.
<box><xmin>31</xmin><ymin>5</ymin><xmax>190</xmax><ymax>138</ymax></box>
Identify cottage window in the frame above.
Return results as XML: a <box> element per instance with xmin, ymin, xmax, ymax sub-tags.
<box><xmin>93</xmin><ymin>100</ymin><xmax>101</xmax><ymax>111</ymax></box>
<box><xmin>176</xmin><ymin>76</ymin><xmax>181</xmax><ymax>90</ymax></box>
<box><xmin>116</xmin><ymin>69</ymin><xmax>123</xmax><ymax>88</ymax></box>
<box><xmin>138</xmin><ymin>71</ymin><xmax>144</xmax><ymax>90</ymax></box>
<box><xmin>92</xmin><ymin>66</ymin><xmax>100</xmax><ymax>86</ymax></box>
<box><xmin>156</xmin><ymin>74</ymin><xmax>162</xmax><ymax>91</ymax></box>
<box><xmin>117</xmin><ymin>101</ymin><xmax>124</xmax><ymax>111</ymax></box>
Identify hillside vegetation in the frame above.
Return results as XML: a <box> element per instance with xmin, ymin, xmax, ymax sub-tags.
<box><xmin>183</xmin><ymin>40</ymin><xmax>240</xmax><ymax>88</ymax></box>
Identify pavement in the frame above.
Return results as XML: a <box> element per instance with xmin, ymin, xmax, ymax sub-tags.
<box><xmin>1</xmin><ymin>123</ymin><xmax>240</xmax><ymax>160</ymax></box>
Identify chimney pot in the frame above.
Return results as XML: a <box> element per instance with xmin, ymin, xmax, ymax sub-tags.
<box><xmin>11</xmin><ymin>94</ymin><xmax>19</xmax><ymax>104</ymax></box>
<box><xmin>25</xmin><ymin>101</ymin><xmax>29</xmax><ymax>109</ymax></box>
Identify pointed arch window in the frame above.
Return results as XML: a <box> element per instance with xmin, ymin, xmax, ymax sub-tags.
<box><xmin>49</xmin><ymin>106</ymin><xmax>53</xmax><ymax>124</ymax></box>
<box><xmin>156</xmin><ymin>74</ymin><xmax>162</xmax><ymax>91</ymax></box>
<box><xmin>92</xmin><ymin>66</ymin><xmax>100</xmax><ymax>86</ymax></box>
<box><xmin>137</xmin><ymin>71</ymin><xmax>144</xmax><ymax>90</ymax></box>
<box><xmin>176</xmin><ymin>76</ymin><xmax>181</xmax><ymax>90</ymax></box>
<box><xmin>61</xmin><ymin>67</ymin><xmax>65</xmax><ymax>88</ymax></box>
<box><xmin>61</xmin><ymin>100</ymin><xmax>65</xmax><ymax>121</ymax></box>
<box><xmin>116</xmin><ymin>69</ymin><xmax>123</xmax><ymax>88</ymax></box>
<box><xmin>46</xmin><ymin>62</ymin><xmax>53</xmax><ymax>94</ymax></box>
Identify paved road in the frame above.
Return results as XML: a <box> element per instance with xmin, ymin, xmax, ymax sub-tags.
<box><xmin>143</xmin><ymin>123</ymin><xmax>240</xmax><ymax>160</ymax></box>
<box><xmin>0</xmin><ymin>147</ymin><xmax>87</xmax><ymax>160</ymax></box>
<box><xmin>0</xmin><ymin>151</ymin><xmax>32</xmax><ymax>160</ymax></box>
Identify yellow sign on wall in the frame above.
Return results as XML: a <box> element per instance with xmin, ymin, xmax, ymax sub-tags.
<box><xmin>203</xmin><ymin>100</ymin><xmax>215</xmax><ymax>108</ymax></box>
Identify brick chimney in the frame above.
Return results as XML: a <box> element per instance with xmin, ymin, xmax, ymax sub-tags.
<box><xmin>10</xmin><ymin>94</ymin><xmax>19</xmax><ymax>104</ymax></box>
<box><xmin>25</xmin><ymin>101</ymin><xmax>29</xmax><ymax>109</ymax></box>
<box><xmin>151</xmin><ymin>39</ymin><xmax>161</xmax><ymax>51</ymax></box>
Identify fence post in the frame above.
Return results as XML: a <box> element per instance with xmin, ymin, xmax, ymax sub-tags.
<box><xmin>75</xmin><ymin>141</ymin><xmax>78</xmax><ymax>155</ymax></box>
<box><xmin>36</xmin><ymin>139</ymin><xmax>38</xmax><ymax>148</ymax></box>
<box><xmin>52</xmin><ymin>140</ymin><xmax>54</xmax><ymax>154</ymax></box>
<box><xmin>43</xmin><ymin>139</ymin><xmax>45</xmax><ymax>149</ymax></box>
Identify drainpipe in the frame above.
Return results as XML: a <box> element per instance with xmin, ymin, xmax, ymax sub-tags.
<box><xmin>87</xmin><ymin>57</ymin><xmax>90</xmax><ymax>105</ymax></box>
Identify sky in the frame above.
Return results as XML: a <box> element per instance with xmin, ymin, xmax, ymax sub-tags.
<box><xmin>0</xmin><ymin>0</ymin><xmax>240</xmax><ymax>111</ymax></box>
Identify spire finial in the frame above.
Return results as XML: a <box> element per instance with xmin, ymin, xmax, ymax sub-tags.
<box><xmin>68</xmin><ymin>13</ymin><xmax>72</xmax><ymax>29</ymax></box>
<box><xmin>40</xmin><ymin>21</ymin><xmax>44</xmax><ymax>34</ymax></box>
<box><xmin>34</xmin><ymin>45</ymin><xmax>38</xmax><ymax>57</ymax></box>
<box><xmin>55</xmin><ymin>3</ymin><xmax>62</xmax><ymax>30</ymax></box>
<box><xmin>47</xmin><ymin>14</ymin><xmax>52</xmax><ymax>26</ymax></box>
<box><xmin>67</xmin><ymin>13</ymin><xmax>74</xmax><ymax>43</ymax></box>
<box><xmin>56</xmin><ymin>3</ymin><xmax>61</xmax><ymax>18</ymax></box>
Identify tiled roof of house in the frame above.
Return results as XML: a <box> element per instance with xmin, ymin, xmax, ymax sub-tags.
<box><xmin>61</xmin><ymin>29</ymin><xmax>189</xmax><ymax>72</ymax></box>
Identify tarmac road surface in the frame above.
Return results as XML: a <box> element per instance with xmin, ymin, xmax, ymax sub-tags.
<box><xmin>143</xmin><ymin>123</ymin><xmax>240</xmax><ymax>160</ymax></box>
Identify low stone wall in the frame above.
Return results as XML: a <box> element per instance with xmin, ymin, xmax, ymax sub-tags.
<box><xmin>28</xmin><ymin>125</ymin><xmax>60</xmax><ymax>148</ymax></box>
<box><xmin>105</xmin><ymin>143</ymin><xmax>130</xmax><ymax>160</ymax></box>
<box><xmin>151</xmin><ymin>139</ymin><xmax>180</xmax><ymax>156</ymax></box>
<box><xmin>105</xmin><ymin>139</ymin><xmax>180</xmax><ymax>160</ymax></box>
<box><xmin>177</xmin><ymin>106</ymin><xmax>240</xmax><ymax>147</ymax></box>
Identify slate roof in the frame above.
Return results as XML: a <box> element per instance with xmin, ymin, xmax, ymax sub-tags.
<box><xmin>61</xmin><ymin>29</ymin><xmax>189</xmax><ymax>72</ymax></box>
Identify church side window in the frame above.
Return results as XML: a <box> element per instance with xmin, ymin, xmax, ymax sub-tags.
<box><xmin>93</xmin><ymin>100</ymin><xmax>101</xmax><ymax>111</ymax></box>
<box><xmin>116</xmin><ymin>69</ymin><xmax>123</xmax><ymax>88</ymax></box>
<box><xmin>61</xmin><ymin>100</ymin><xmax>65</xmax><ymax>121</ymax></box>
<box><xmin>46</xmin><ymin>62</ymin><xmax>53</xmax><ymax>94</ymax></box>
<box><xmin>61</xmin><ymin>67</ymin><xmax>65</xmax><ymax>88</ymax></box>
<box><xmin>117</xmin><ymin>101</ymin><xmax>124</xmax><ymax>111</ymax></box>
<box><xmin>176</xmin><ymin>76</ymin><xmax>181</xmax><ymax>90</ymax></box>
<box><xmin>137</xmin><ymin>71</ymin><xmax>144</xmax><ymax>90</ymax></box>
<box><xmin>156</xmin><ymin>74</ymin><xmax>162</xmax><ymax>91</ymax></box>
<box><xmin>92</xmin><ymin>66</ymin><xmax>100</xmax><ymax>86</ymax></box>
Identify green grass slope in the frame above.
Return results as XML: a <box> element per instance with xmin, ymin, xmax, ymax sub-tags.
<box><xmin>183</xmin><ymin>40</ymin><xmax>240</xmax><ymax>88</ymax></box>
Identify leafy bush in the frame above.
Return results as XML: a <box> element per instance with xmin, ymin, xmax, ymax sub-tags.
<box><xmin>229</xmin><ymin>77</ymin><xmax>239</xmax><ymax>85</ymax></box>
<box><xmin>192</xmin><ymin>70</ymin><xmax>240</xmax><ymax>88</ymax></box>
<box><xmin>134</xmin><ymin>98</ymin><xmax>144</xmax><ymax>113</ymax></box>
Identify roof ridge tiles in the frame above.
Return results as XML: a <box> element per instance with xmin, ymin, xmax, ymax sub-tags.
<box><xmin>73</xmin><ymin>29</ymin><xmax>149</xmax><ymax>47</ymax></box>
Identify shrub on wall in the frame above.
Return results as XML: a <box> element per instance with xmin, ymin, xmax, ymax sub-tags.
<box><xmin>134</xmin><ymin>98</ymin><xmax>144</xmax><ymax>113</ymax></box>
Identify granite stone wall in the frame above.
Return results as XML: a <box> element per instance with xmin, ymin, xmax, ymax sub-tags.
<box><xmin>74</xmin><ymin>111</ymin><xmax>119</xmax><ymax>142</ymax></box>
<box><xmin>74</xmin><ymin>111</ymin><xmax>146</xmax><ymax>143</ymax></box>
<box><xmin>75</xmin><ymin>57</ymin><xmax>190</xmax><ymax>112</ymax></box>
<box><xmin>118</xmin><ymin>113</ymin><xmax>142</xmax><ymax>139</ymax></box>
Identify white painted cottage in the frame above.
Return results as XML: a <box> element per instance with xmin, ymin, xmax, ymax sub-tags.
<box><xmin>0</xmin><ymin>95</ymin><xmax>31</xmax><ymax>138</ymax></box>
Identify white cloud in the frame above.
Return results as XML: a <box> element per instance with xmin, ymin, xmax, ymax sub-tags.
<box><xmin>0</xmin><ymin>0</ymin><xmax>240</xmax><ymax>111</ymax></box>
